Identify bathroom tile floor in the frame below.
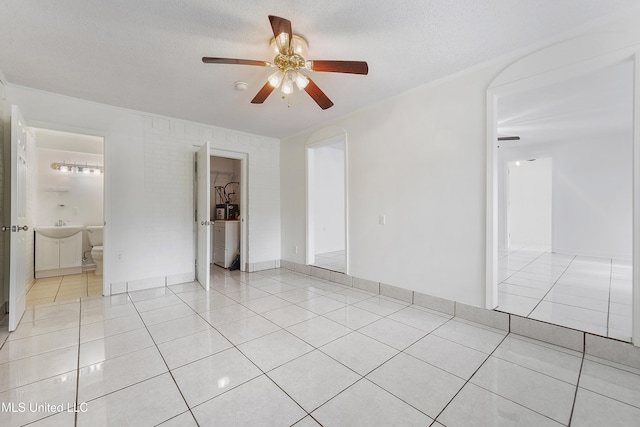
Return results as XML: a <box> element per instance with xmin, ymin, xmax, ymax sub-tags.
<box><xmin>26</xmin><ymin>272</ymin><xmax>103</xmax><ymax>306</ymax></box>
<box><xmin>1</xmin><ymin>266</ymin><xmax>639</xmax><ymax>426</ymax></box>
<box><xmin>496</xmin><ymin>246</ymin><xmax>633</xmax><ymax>342</ymax></box>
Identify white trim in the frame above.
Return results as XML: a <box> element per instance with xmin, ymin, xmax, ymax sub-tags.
<box><xmin>344</xmin><ymin>135</ymin><xmax>350</xmax><ymax>274</ymax></box>
<box><xmin>305</xmin><ymin>132</ymin><xmax>348</xmax><ymax>273</ymax></box>
<box><xmin>487</xmin><ymin>48</ymin><xmax>640</xmax><ymax>346</ymax></box>
<box><xmin>633</xmin><ymin>51</ymin><xmax>640</xmax><ymax>345</ymax></box>
<box><xmin>486</xmin><ymin>89</ymin><xmax>498</xmax><ymax>309</ymax></box>
<box><xmin>305</xmin><ymin>147</ymin><xmax>315</xmax><ymax>266</ymax></box>
<box><xmin>209</xmin><ymin>148</ymin><xmax>249</xmax><ymax>272</ymax></box>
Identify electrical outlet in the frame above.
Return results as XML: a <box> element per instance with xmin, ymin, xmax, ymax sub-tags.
<box><xmin>116</xmin><ymin>251</ymin><xmax>124</xmax><ymax>261</ymax></box>
<box><xmin>379</xmin><ymin>214</ymin><xmax>386</xmax><ymax>225</ymax></box>
<box><xmin>294</xmin><ymin>245</ymin><xmax>298</xmax><ymax>254</ymax></box>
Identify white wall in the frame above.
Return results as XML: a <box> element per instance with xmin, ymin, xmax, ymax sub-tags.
<box><xmin>554</xmin><ymin>138</ymin><xmax>632</xmax><ymax>260</ymax></box>
<box><xmin>312</xmin><ymin>143</ymin><xmax>345</xmax><ymax>254</ymax></box>
<box><xmin>499</xmin><ymin>137</ymin><xmax>632</xmax><ymax>260</ymax></box>
<box><xmin>282</xmin><ymin>65</ymin><xmax>501</xmax><ymax>306</ymax></box>
<box><xmin>507</xmin><ymin>158</ymin><xmax>552</xmax><ymax>247</ymax></box>
<box><xmin>5</xmin><ymin>85</ymin><xmax>280</xmax><ymax>293</ymax></box>
<box><xmin>36</xmin><ymin>149</ymin><xmax>103</xmax><ymax>227</ymax></box>
<box><xmin>281</xmin><ymin>10</ymin><xmax>640</xmax><ymax>307</ymax></box>
<box><xmin>0</xmin><ymin>74</ymin><xmax>5</xmax><ymax>307</ymax></box>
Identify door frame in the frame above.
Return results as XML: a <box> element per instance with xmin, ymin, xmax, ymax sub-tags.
<box><xmin>209</xmin><ymin>148</ymin><xmax>248</xmax><ymax>272</ymax></box>
<box><xmin>196</xmin><ymin>142</ymin><xmax>210</xmax><ymax>290</ymax></box>
<box><xmin>27</xmin><ymin>120</ymin><xmax>109</xmax><ymax>296</ymax></box>
<box><xmin>486</xmin><ymin>48</ymin><xmax>640</xmax><ymax>345</ymax></box>
<box><xmin>305</xmin><ymin>132</ymin><xmax>349</xmax><ymax>273</ymax></box>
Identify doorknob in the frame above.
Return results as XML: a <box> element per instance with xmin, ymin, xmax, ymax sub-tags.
<box><xmin>1</xmin><ymin>226</ymin><xmax>10</xmax><ymax>232</ymax></box>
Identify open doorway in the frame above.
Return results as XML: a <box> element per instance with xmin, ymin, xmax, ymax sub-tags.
<box><xmin>307</xmin><ymin>138</ymin><xmax>346</xmax><ymax>273</ymax></box>
<box><xmin>489</xmin><ymin>58</ymin><xmax>634</xmax><ymax>342</ymax></box>
<box><xmin>210</xmin><ymin>155</ymin><xmax>241</xmax><ymax>270</ymax></box>
<box><xmin>27</xmin><ymin>128</ymin><xmax>104</xmax><ymax>306</ymax></box>
<box><xmin>206</xmin><ymin>148</ymin><xmax>248</xmax><ymax>276</ymax></box>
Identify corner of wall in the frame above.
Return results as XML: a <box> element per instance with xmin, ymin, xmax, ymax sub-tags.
<box><xmin>0</xmin><ymin>76</ymin><xmax>6</xmax><ymax>310</ymax></box>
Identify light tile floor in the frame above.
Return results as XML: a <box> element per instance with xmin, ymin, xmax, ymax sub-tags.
<box><xmin>0</xmin><ymin>266</ymin><xmax>639</xmax><ymax>426</ymax></box>
<box><xmin>497</xmin><ymin>246</ymin><xmax>632</xmax><ymax>341</ymax></box>
<box><xmin>26</xmin><ymin>272</ymin><xmax>103</xmax><ymax>306</ymax></box>
<box><xmin>313</xmin><ymin>250</ymin><xmax>345</xmax><ymax>273</ymax></box>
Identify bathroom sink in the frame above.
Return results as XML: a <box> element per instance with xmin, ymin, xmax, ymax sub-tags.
<box><xmin>35</xmin><ymin>225</ymin><xmax>84</xmax><ymax>239</ymax></box>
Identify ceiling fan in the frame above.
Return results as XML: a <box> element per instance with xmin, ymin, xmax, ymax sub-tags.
<box><xmin>202</xmin><ymin>15</ymin><xmax>369</xmax><ymax>110</ymax></box>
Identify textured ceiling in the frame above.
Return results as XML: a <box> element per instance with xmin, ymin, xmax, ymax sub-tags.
<box><xmin>498</xmin><ymin>60</ymin><xmax>633</xmax><ymax>147</ymax></box>
<box><xmin>1</xmin><ymin>0</ymin><xmax>638</xmax><ymax>139</ymax></box>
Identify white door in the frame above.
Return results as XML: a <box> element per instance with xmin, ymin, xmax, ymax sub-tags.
<box><xmin>196</xmin><ymin>142</ymin><xmax>210</xmax><ymax>290</ymax></box>
<box><xmin>8</xmin><ymin>105</ymin><xmax>30</xmax><ymax>331</ymax></box>
<box><xmin>507</xmin><ymin>158</ymin><xmax>552</xmax><ymax>248</ymax></box>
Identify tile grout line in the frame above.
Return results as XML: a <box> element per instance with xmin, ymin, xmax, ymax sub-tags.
<box><xmin>525</xmin><ymin>254</ymin><xmax>576</xmax><ymax>318</ymax></box>
<box><xmin>172</xmin><ymin>279</ymin><xmax>320</xmax><ymax>421</ymax></box>
<box><xmin>53</xmin><ymin>274</ymin><xmax>66</xmax><ymax>303</ymax></box>
<box><xmin>497</xmin><ymin>247</ymin><xmax>558</xmax><ymax>312</ymax></box>
<box><xmin>567</xmin><ymin>349</ymin><xmax>586</xmax><ymax>426</ymax></box>
<box><xmin>205</xmin><ymin>270</ymin><xmax>439</xmax><ymax>422</ymax></box>
<box><xmin>430</xmin><ymin>332</ymin><xmax>564</xmax><ymax>426</ymax></box>
<box><xmin>431</xmin><ymin>333</ymin><xmax>510</xmax><ymax>423</ymax></box>
<box><xmin>306</xmin><ymin>315</ymin><xmax>460</xmax><ymax>422</ymax></box>
<box><xmin>12</xmin><ymin>267</ymin><xmax>634</xmax><ymax>425</ymax></box>
<box><xmin>128</xmin><ymin>287</ymin><xmax>203</xmax><ymax>427</ymax></box>
<box><xmin>156</xmin><ymin>276</ymin><xmax>640</xmax><ymax>425</ymax></box>
<box><xmin>170</xmin><ymin>282</ymin><xmax>315</xmax><ymax>424</ymax></box>
<box><xmin>74</xmin><ymin>299</ymin><xmax>82</xmax><ymax>427</ymax></box>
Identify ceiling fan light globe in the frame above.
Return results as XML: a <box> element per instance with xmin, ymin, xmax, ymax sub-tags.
<box><xmin>268</xmin><ymin>70</ymin><xmax>284</xmax><ymax>88</ymax></box>
<box><xmin>295</xmin><ymin>73</ymin><xmax>309</xmax><ymax>90</ymax></box>
<box><xmin>281</xmin><ymin>79</ymin><xmax>294</xmax><ymax>95</ymax></box>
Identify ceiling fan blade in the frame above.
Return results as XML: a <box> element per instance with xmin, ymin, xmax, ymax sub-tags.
<box><xmin>251</xmin><ymin>81</ymin><xmax>276</xmax><ymax>104</ymax></box>
<box><xmin>304</xmin><ymin>78</ymin><xmax>334</xmax><ymax>110</ymax></box>
<box><xmin>202</xmin><ymin>57</ymin><xmax>271</xmax><ymax>67</ymax></box>
<box><xmin>307</xmin><ymin>60</ymin><xmax>369</xmax><ymax>75</ymax></box>
<box><xmin>268</xmin><ymin>15</ymin><xmax>292</xmax><ymax>55</ymax></box>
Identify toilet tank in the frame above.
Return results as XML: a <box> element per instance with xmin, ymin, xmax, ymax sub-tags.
<box><xmin>86</xmin><ymin>226</ymin><xmax>104</xmax><ymax>246</ymax></box>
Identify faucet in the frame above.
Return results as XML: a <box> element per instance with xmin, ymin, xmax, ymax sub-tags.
<box><xmin>57</xmin><ymin>220</ymin><xmax>64</xmax><ymax>226</ymax></box>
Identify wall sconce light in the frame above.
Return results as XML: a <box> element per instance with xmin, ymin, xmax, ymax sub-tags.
<box><xmin>52</xmin><ymin>162</ymin><xmax>103</xmax><ymax>175</ymax></box>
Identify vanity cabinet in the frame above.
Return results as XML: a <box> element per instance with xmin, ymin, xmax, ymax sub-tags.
<box><xmin>213</xmin><ymin>220</ymin><xmax>240</xmax><ymax>268</ymax></box>
<box><xmin>35</xmin><ymin>232</ymin><xmax>83</xmax><ymax>278</ymax></box>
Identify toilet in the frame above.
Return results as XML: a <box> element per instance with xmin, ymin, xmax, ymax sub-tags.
<box><xmin>87</xmin><ymin>226</ymin><xmax>104</xmax><ymax>276</ymax></box>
